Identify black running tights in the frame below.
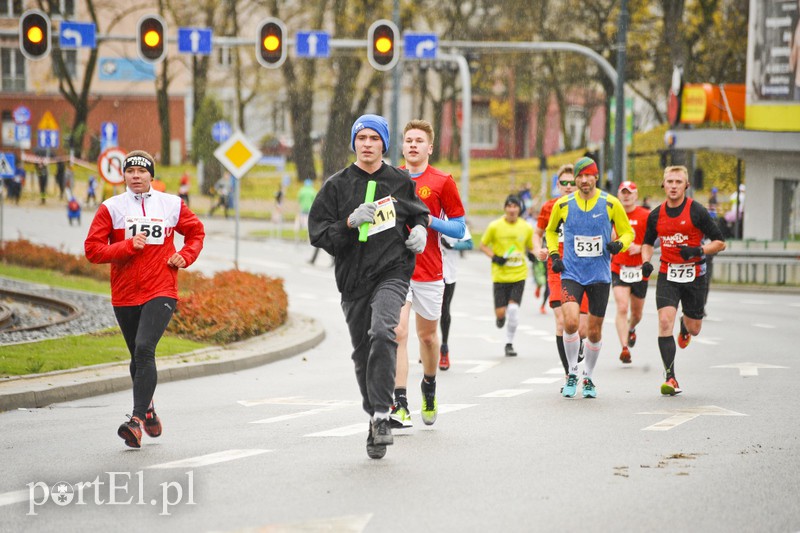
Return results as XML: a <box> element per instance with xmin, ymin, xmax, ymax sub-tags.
<box><xmin>114</xmin><ymin>297</ymin><xmax>176</xmax><ymax>420</ymax></box>
<box><xmin>440</xmin><ymin>282</ymin><xmax>456</xmax><ymax>346</ymax></box>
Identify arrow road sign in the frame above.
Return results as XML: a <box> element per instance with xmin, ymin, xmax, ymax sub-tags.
<box><xmin>37</xmin><ymin>129</ymin><xmax>59</xmax><ymax>149</ymax></box>
<box><xmin>296</xmin><ymin>31</ymin><xmax>330</xmax><ymax>58</ymax></box>
<box><xmin>212</xmin><ymin>120</ymin><xmax>232</xmax><ymax>143</ymax></box>
<box><xmin>12</xmin><ymin>105</ymin><xmax>30</xmax><ymax>124</ymax></box>
<box><xmin>638</xmin><ymin>405</ymin><xmax>746</xmax><ymax>432</ymax></box>
<box><xmin>712</xmin><ymin>362</ymin><xmax>788</xmax><ymax>377</ymax></box>
<box><xmin>178</xmin><ymin>27</ymin><xmax>212</xmax><ymax>55</ymax></box>
<box><xmin>403</xmin><ymin>33</ymin><xmax>438</xmax><ymax>59</ymax></box>
<box><xmin>60</xmin><ymin>21</ymin><xmax>96</xmax><ymax>49</ymax></box>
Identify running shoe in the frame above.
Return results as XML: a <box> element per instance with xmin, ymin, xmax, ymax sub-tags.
<box><xmin>496</xmin><ymin>316</ymin><xmax>506</xmax><ymax>328</ymax></box>
<box><xmin>562</xmin><ymin>374</ymin><xmax>578</xmax><ymax>398</ymax></box>
<box><xmin>390</xmin><ymin>402</ymin><xmax>413</xmax><ymax>429</ymax></box>
<box><xmin>366</xmin><ymin>423</ymin><xmax>387</xmax><ymax>459</ymax></box>
<box><xmin>535</xmin><ymin>286</ymin><xmax>541</xmax><ymax>298</ymax></box>
<box><xmin>627</xmin><ymin>328</ymin><xmax>637</xmax><ymax>348</ymax></box>
<box><xmin>144</xmin><ymin>404</ymin><xmax>162</xmax><ymax>438</ymax></box>
<box><xmin>420</xmin><ymin>380</ymin><xmax>438</xmax><ymax>425</ymax></box>
<box><xmin>677</xmin><ymin>317</ymin><xmax>691</xmax><ymax>349</ymax></box>
<box><xmin>577</xmin><ymin>339</ymin><xmax>585</xmax><ymax>363</ymax></box>
<box><xmin>661</xmin><ymin>377</ymin><xmax>682</xmax><ymax>396</ymax></box>
<box><xmin>619</xmin><ymin>346</ymin><xmax>631</xmax><ymax>364</ymax></box>
<box><xmin>371</xmin><ymin>417</ymin><xmax>393</xmax><ymax>446</ymax></box>
<box><xmin>539</xmin><ymin>304</ymin><xmax>546</xmax><ymax>315</ymax></box>
<box><xmin>117</xmin><ymin>415</ymin><xmax>143</xmax><ymax>448</ymax></box>
<box><xmin>439</xmin><ymin>345</ymin><xmax>450</xmax><ymax>371</ymax></box>
<box><xmin>582</xmin><ymin>378</ymin><xmax>597</xmax><ymax>398</ymax></box>
<box><xmin>504</xmin><ymin>343</ymin><xmax>517</xmax><ymax>357</ymax></box>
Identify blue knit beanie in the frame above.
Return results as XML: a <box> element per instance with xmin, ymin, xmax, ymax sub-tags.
<box><xmin>351</xmin><ymin>114</ymin><xmax>389</xmax><ymax>154</ymax></box>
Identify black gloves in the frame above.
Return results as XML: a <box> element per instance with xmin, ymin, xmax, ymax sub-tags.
<box><xmin>606</xmin><ymin>241</ymin><xmax>624</xmax><ymax>255</ymax></box>
<box><xmin>526</xmin><ymin>251</ymin><xmax>537</xmax><ymax>263</ymax></box>
<box><xmin>491</xmin><ymin>255</ymin><xmax>508</xmax><ymax>265</ymax></box>
<box><xmin>679</xmin><ymin>246</ymin><xmax>703</xmax><ymax>260</ymax></box>
<box><xmin>641</xmin><ymin>262</ymin><xmax>654</xmax><ymax>278</ymax></box>
<box><xmin>550</xmin><ymin>253</ymin><xmax>564</xmax><ymax>273</ymax></box>
<box><xmin>441</xmin><ymin>237</ymin><xmax>453</xmax><ymax>250</ymax></box>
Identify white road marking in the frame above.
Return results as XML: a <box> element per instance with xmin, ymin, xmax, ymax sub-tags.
<box><xmin>638</xmin><ymin>405</ymin><xmax>746</xmax><ymax>431</ymax></box>
<box><xmin>752</xmin><ymin>323</ymin><xmax>777</xmax><ymax>329</ymax></box>
<box><xmin>545</xmin><ymin>367</ymin><xmax>566</xmax><ymax>375</ymax></box>
<box><xmin>0</xmin><ymin>489</ymin><xmax>29</xmax><ymax>507</ymax></box>
<box><xmin>692</xmin><ymin>337</ymin><xmax>719</xmax><ymax>346</ymax></box>
<box><xmin>738</xmin><ymin>299</ymin><xmax>769</xmax><ymax>305</ymax></box>
<box><xmin>259</xmin><ymin>514</ymin><xmax>373</xmax><ymax>532</ymax></box>
<box><xmin>238</xmin><ymin>397</ymin><xmax>357</xmax><ymax>408</ymax></box>
<box><xmin>306</xmin><ymin>405</ymin><xmax>477</xmax><ymax>437</ymax></box>
<box><xmin>712</xmin><ymin>362</ymin><xmax>788</xmax><ymax>377</ymax></box>
<box><xmin>479</xmin><ymin>389</ymin><xmax>531</xmax><ymax>398</ymax></box>
<box><xmin>147</xmin><ymin>449</ymin><xmax>271</xmax><ymax>469</ymax></box>
<box><xmin>250</xmin><ymin>405</ymin><xmax>355</xmax><ymax>424</ymax></box>
<box><xmin>521</xmin><ymin>377</ymin><xmax>562</xmax><ymax>384</ymax></box>
<box><xmin>454</xmin><ymin>359</ymin><xmax>501</xmax><ymax>373</ymax></box>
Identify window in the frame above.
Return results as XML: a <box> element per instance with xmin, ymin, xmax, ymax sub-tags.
<box><xmin>217</xmin><ymin>46</ymin><xmax>233</xmax><ymax>68</ymax></box>
<box><xmin>48</xmin><ymin>0</ymin><xmax>74</xmax><ymax>17</ymax></box>
<box><xmin>0</xmin><ymin>0</ymin><xmax>23</xmax><ymax>17</ymax></box>
<box><xmin>1</xmin><ymin>48</ymin><xmax>25</xmax><ymax>92</ymax></box>
<box><xmin>471</xmin><ymin>105</ymin><xmax>497</xmax><ymax>149</ymax></box>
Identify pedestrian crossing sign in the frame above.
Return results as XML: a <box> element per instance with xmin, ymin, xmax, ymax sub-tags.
<box><xmin>0</xmin><ymin>152</ymin><xmax>15</xmax><ymax>178</ymax></box>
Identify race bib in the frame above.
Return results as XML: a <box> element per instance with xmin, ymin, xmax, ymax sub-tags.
<box><xmin>574</xmin><ymin>235</ymin><xmax>603</xmax><ymax>257</ymax></box>
<box><xmin>620</xmin><ymin>265</ymin><xmax>643</xmax><ymax>283</ymax></box>
<box><xmin>505</xmin><ymin>251</ymin><xmax>524</xmax><ymax>268</ymax></box>
<box><xmin>125</xmin><ymin>216</ymin><xmax>166</xmax><ymax>245</ymax></box>
<box><xmin>666</xmin><ymin>262</ymin><xmax>696</xmax><ymax>283</ymax></box>
<box><xmin>367</xmin><ymin>196</ymin><xmax>396</xmax><ymax>237</ymax></box>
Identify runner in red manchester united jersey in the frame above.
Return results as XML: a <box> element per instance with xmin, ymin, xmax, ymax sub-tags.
<box><xmin>391</xmin><ymin>120</ymin><xmax>466</xmax><ymax>429</ymax></box>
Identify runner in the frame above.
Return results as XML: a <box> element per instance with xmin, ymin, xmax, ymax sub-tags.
<box><xmin>480</xmin><ymin>195</ymin><xmax>535</xmax><ymax>358</ymax></box>
<box><xmin>390</xmin><ymin>119</ymin><xmax>466</xmax><ymax>429</ymax></box>
<box><xmin>308</xmin><ymin>114</ymin><xmax>429</xmax><ymax>459</ymax></box>
<box><xmin>84</xmin><ymin>150</ymin><xmax>205</xmax><ymax>448</ymax></box>
<box><xmin>611</xmin><ymin>180</ymin><xmax>652</xmax><ymax>364</ymax></box>
<box><xmin>545</xmin><ymin>156</ymin><xmax>634</xmax><ymax>398</ymax></box>
<box><xmin>533</xmin><ymin>164</ymin><xmax>589</xmax><ymax>378</ymax></box>
<box><xmin>640</xmin><ymin>166</ymin><xmax>726</xmax><ymax>395</ymax></box>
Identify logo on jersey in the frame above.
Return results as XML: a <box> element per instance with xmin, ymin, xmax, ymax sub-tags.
<box><xmin>417</xmin><ymin>185</ymin><xmax>432</xmax><ymax>199</ymax></box>
<box><xmin>661</xmin><ymin>233</ymin><xmax>690</xmax><ymax>246</ymax></box>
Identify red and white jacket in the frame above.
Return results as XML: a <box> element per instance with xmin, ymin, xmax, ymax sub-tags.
<box><xmin>85</xmin><ymin>188</ymin><xmax>205</xmax><ymax>307</ymax></box>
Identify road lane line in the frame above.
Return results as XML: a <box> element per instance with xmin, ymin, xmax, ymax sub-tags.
<box><xmin>147</xmin><ymin>449</ymin><xmax>271</xmax><ymax>469</ymax></box>
<box><xmin>479</xmin><ymin>389</ymin><xmax>531</xmax><ymax>398</ymax></box>
<box><xmin>0</xmin><ymin>489</ymin><xmax>29</xmax><ymax>507</ymax></box>
<box><xmin>521</xmin><ymin>377</ymin><xmax>562</xmax><ymax>384</ymax></box>
<box><xmin>306</xmin><ymin>405</ymin><xmax>478</xmax><ymax>437</ymax></box>
<box><xmin>638</xmin><ymin>405</ymin><xmax>747</xmax><ymax>431</ymax></box>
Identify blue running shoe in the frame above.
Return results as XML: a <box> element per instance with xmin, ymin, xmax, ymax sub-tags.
<box><xmin>562</xmin><ymin>374</ymin><xmax>578</xmax><ymax>398</ymax></box>
<box><xmin>582</xmin><ymin>378</ymin><xmax>597</xmax><ymax>398</ymax></box>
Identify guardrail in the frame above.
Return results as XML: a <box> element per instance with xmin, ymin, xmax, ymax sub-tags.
<box><xmin>709</xmin><ymin>250</ymin><xmax>800</xmax><ymax>285</ymax></box>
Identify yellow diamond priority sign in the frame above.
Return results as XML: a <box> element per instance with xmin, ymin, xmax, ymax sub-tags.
<box><xmin>214</xmin><ymin>131</ymin><xmax>262</xmax><ymax>180</ymax></box>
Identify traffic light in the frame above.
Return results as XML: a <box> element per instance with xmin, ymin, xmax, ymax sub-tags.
<box><xmin>257</xmin><ymin>18</ymin><xmax>286</xmax><ymax>68</ymax></box>
<box><xmin>19</xmin><ymin>10</ymin><xmax>51</xmax><ymax>61</ymax></box>
<box><xmin>368</xmin><ymin>20</ymin><xmax>399</xmax><ymax>71</ymax></box>
<box><xmin>137</xmin><ymin>15</ymin><xmax>167</xmax><ymax>64</ymax></box>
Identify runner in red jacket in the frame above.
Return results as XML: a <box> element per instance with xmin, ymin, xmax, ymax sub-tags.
<box><xmin>85</xmin><ymin>150</ymin><xmax>205</xmax><ymax>448</ymax></box>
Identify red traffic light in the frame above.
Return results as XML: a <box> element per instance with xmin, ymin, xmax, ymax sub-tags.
<box><xmin>19</xmin><ymin>10</ymin><xmax>51</xmax><ymax>60</ymax></box>
<box><xmin>257</xmin><ymin>18</ymin><xmax>286</xmax><ymax>68</ymax></box>
<box><xmin>368</xmin><ymin>20</ymin><xmax>399</xmax><ymax>71</ymax></box>
<box><xmin>137</xmin><ymin>15</ymin><xmax>167</xmax><ymax>63</ymax></box>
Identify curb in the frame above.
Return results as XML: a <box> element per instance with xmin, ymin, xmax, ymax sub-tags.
<box><xmin>0</xmin><ymin>313</ymin><xmax>325</xmax><ymax>412</ymax></box>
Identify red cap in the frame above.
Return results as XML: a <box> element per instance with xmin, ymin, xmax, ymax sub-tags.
<box><xmin>618</xmin><ymin>181</ymin><xmax>637</xmax><ymax>192</ymax></box>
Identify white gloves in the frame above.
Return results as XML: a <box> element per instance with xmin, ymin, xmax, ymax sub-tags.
<box><xmin>348</xmin><ymin>202</ymin><xmax>377</xmax><ymax>228</ymax></box>
<box><xmin>405</xmin><ymin>225</ymin><xmax>427</xmax><ymax>254</ymax></box>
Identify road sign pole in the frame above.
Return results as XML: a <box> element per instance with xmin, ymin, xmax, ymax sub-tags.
<box><xmin>235</xmin><ymin>176</ymin><xmax>240</xmax><ymax>270</ymax></box>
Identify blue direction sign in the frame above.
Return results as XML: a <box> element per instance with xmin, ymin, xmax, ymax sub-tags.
<box><xmin>212</xmin><ymin>121</ymin><xmax>232</xmax><ymax>143</ymax></box>
<box><xmin>12</xmin><ymin>105</ymin><xmax>30</xmax><ymax>124</ymax></box>
<box><xmin>0</xmin><ymin>153</ymin><xmax>15</xmax><ymax>178</ymax></box>
<box><xmin>60</xmin><ymin>21</ymin><xmax>97</xmax><ymax>49</ymax></box>
<box><xmin>403</xmin><ymin>33</ymin><xmax>438</xmax><ymax>59</ymax></box>
<box><xmin>37</xmin><ymin>130</ymin><xmax>60</xmax><ymax>149</ymax></box>
<box><xmin>15</xmin><ymin>124</ymin><xmax>31</xmax><ymax>143</ymax></box>
<box><xmin>101</xmin><ymin>121</ymin><xmax>118</xmax><ymax>151</ymax></box>
<box><xmin>178</xmin><ymin>27</ymin><xmax>213</xmax><ymax>55</ymax></box>
<box><xmin>296</xmin><ymin>31</ymin><xmax>330</xmax><ymax>58</ymax></box>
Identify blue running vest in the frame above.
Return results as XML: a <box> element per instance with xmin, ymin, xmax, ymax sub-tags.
<box><xmin>562</xmin><ymin>192</ymin><xmax>612</xmax><ymax>285</ymax></box>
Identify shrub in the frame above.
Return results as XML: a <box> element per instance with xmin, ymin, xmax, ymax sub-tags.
<box><xmin>170</xmin><ymin>270</ymin><xmax>288</xmax><ymax>344</ymax></box>
<box><xmin>0</xmin><ymin>239</ymin><xmax>288</xmax><ymax>344</ymax></box>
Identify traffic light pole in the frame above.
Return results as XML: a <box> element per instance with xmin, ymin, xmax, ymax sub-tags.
<box><xmin>438</xmin><ymin>52</ymin><xmax>471</xmax><ymax>214</ymax></box>
<box><xmin>613</xmin><ymin>0</ymin><xmax>629</xmax><ymax>191</ymax></box>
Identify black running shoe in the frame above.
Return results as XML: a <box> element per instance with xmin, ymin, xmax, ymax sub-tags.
<box><xmin>504</xmin><ymin>343</ymin><xmax>517</xmax><ymax>357</ymax></box>
<box><xmin>496</xmin><ymin>316</ymin><xmax>506</xmax><ymax>328</ymax></box>
<box><xmin>366</xmin><ymin>423</ymin><xmax>387</xmax><ymax>459</ymax></box>
<box><xmin>371</xmin><ymin>417</ymin><xmax>393</xmax><ymax>446</ymax></box>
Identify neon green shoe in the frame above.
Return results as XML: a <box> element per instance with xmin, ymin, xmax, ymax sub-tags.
<box><xmin>390</xmin><ymin>403</ymin><xmax>413</xmax><ymax>429</ymax></box>
<box><xmin>420</xmin><ymin>380</ymin><xmax>438</xmax><ymax>426</ymax></box>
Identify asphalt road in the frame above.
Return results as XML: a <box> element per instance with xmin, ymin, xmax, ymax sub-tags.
<box><xmin>0</xmin><ymin>203</ymin><xmax>798</xmax><ymax>532</ymax></box>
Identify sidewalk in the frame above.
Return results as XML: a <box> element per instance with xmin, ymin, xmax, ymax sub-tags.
<box><xmin>0</xmin><ymin>313</ymin><xmax>324</xmax><ymax>412</ymax></box>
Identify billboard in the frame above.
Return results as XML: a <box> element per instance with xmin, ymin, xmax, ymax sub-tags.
<box><xmin>746</xmin><ymin>0</ymin><xmax>800</xmax><ymax>130</ymax></box>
